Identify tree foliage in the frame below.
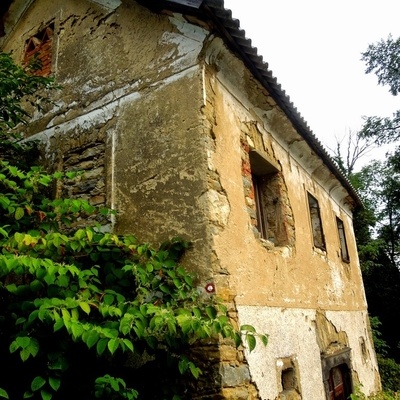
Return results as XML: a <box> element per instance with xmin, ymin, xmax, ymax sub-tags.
<box><xmin>334</xmin><ymin>34</ymin><xmax>400</xmax><ymax>391</ymax></box>
<box><xmin>361</xmin><ymin>35</ymin><xmax>400</xmax><ymax>96</ymax></box>
<box><xmin>360</xmin><ymin>35</ymin><xmax>400</xmax><ymax>144</ymax></box>
<box><xmin>0</xmin><ymin>52</ymin><xmax>267</xmax><ymax>399</ymax></box>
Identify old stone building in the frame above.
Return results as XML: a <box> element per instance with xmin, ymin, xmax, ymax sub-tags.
<box><xmin>1</xmin><ymin>0</ymin><xmax>380</xmax><ymax>398</ymax></box>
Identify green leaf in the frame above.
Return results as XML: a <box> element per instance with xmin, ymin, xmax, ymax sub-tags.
<box><xmin>146</xmin><ymin>263</ymin><xmax>153</xmax><ymax>272</ymax></box>
<box><xmin>9</xmin><ymin>340</ymin><xmax>18</xmax><ymax>353</ymax></box>
<box><xmin>86</xmin><ymin>229</ymin><xmax>93</xmax><ymax>242</ymax></box>
<box><xmin>20</xmin><ymin>348</ymin><xmax>30</xmax><ymax>361</ymax></box>
<box><xmin>30</xmin><ymin>279</ymin><xmax>43</xmax><ymax>292</ymax></box>
<box><xmin>234</xmin><ymin>332</ymin><xmax>242</xmax><ymax>348</ymax></box>
<box><xmin>107</xmin><ymin>338</ymin><xmax>119</xmax><ymax>355</ymax></box>
<box><xmin>15</xmin><ymin>206</ymin><xmax>24</xmax><ymax>220</ymax></box>
<box><xmin>79</xmin><ymin>302</ymin><xmax>91</xmax><ymax>315</ymax></box>
<box><xmin>53</xmin><ymin>318</ymin><xmax>64</xmax><ymax>332</ymax></box>
<box><xmin>246</xmin><ymin>334</ymin><xmax>256</xmax><ymax>353</ymax></box>
<box><xmin>178</xmin><ymin>358</ymin><xmax>187</xmax><ymax>375</ymax></box>
<box><xmin>48</xmin><ymin>377</ymin><xmax>61</xmax><ymax>392</ymax></box>
<box><xmin>261</xmin><ymin>334</ymin><xmax>269</xmax><ymax>346</ymax></box>
<box><xmin>205</xmin><ymin>306</ymin><xmax>217</xmax><ymax>319</ymax></box>
<box><xmin>110</xmin><ymin>378</ymin><xmax>119</xmax><ymax>391</ymax></box>
<box><xmin>71</xmin><ymin>322</ymin><xmax>84</xmax><ymax>339</ymax></box>
<box><xmin>16</xmin><ymin>336</ymin><xmax>30</xmax><ymax>349</ymax></box>
<box><xmin>61</xmin><ymin>309</ymin><xmax>70</xmax><ymax>321</ymax></box>
<box><xmin>40</xmin><ymin>389</ymin><xmax>52</xmax><ymax>400</ymax></box>
<box><xmin>96</xmin><ymin>338</ymin><xmax>108</xmax><ymax>356</ymax></box>
<box><xmin>86</xmin><ymin>330</ymin><xmax>99</xmax><ymax>349</ymax></box>
<box><xmin>240</xmin><ymin>324</ymin><xmax>256</xmax><ymax>333</ymax></box>
<box><xmin>189</xmin><ymin>362</ymin><xmax>201</xmax><ymax>379</ymax></box>
<box><xmin>172</xmin><ymin>278</ymin><xmax>181</xmax><ymax>288</ymax></box>
<box><xmin>31</xmin><ymin>376</ymin><xmax>46</xmax><ymax>392</ymax></box>
<box><xmin>103</xmin><ymin>294</ymin><xmax>114</xmax><ymax>306</ymax></box>
<box><xmin>0</xmin><ymin>227</ymin><xmax>9</xmax><ymax>238</ymax></box>
<box><xmin>192</xmin><ymin>308</ymin><xmax>201</xmax><ymax>318</ymax></box>
<box><xmin>27</xmin><ymin>338</ymin><xmax>39</xmax><ymax>358</ymax></box>
<box><xmin>0</xmin><ymin>388</ymin><xmax>9</xmax><ymax>399</ymax></box>
<box><xmin>5</xmin><ymin>283</ymin><xmax>17</xmax><ymax>294</ymax></box>
<box><xmin>28</xmin><ymin>310</ymin><xmax>40</xmax><ymax>325</ymax></box>
<box><xmin>122</xmin><ymin>339</ymin><xmax>134</xmax><ymax>352</ymax></box>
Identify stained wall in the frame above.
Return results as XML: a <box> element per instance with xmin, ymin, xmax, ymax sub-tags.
<box><xmin>1</xmin><ymin>0</ymin><xmax>380</xmax><ymax>397</ymax></box>
<box><xmin>202</xmin><ymin>36</ymin><xmax>380</xmax><ymax>397</ymax></box>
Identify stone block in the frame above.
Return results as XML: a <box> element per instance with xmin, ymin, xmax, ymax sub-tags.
<box><xmin>220</xmin><ymin>363</ymin><xmax>250</xmax><ymax>387</ymax></box>
<box><xmin>220</xmin><ymin>387</ymin><xmax>250</xmax><ymax>400</ymax></box>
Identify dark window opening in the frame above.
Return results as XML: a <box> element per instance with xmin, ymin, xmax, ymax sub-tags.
<box><xmin>24</xmin><ymin>23</ymin><xmax>54</xmax><ymax>76</ymax></box>
<box><xmin>327</xmin><ymin>364</ymin><xmax>352</xmax><ymax>400</ymax></box>
<box><xmin>278</xmin><ymin>357</ymin><xmax>302</xmax><ymax>398</ymax></box>
<box><xmin>336</xmin><ymin>217</ymin><xmax>350</xmax><ymax>262</ymax></box>
<box><xmin>253</xmin><ymin>174</ymin><xmax>268</xmax><ymax>240</ymax></box>
<box><xmin>249</xmin><ymin>150</ymin><xmax>291</xmax><ymax>245</ymax></box>
<box><xmin>281</xmin><ymin>367</ymin><xmax>296</xmax><ymax>390</ymax></box>
<box><xmin>242</xmin><ymin>147</ymin><xmax>294</xmax><ymax>247</ymax></box>
<box><xmin>307</xmin><ymin>192</ymin><xmax>326</xmax><ymax>250</ymax></box>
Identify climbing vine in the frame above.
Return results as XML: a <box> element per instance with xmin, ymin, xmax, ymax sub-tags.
<box><xmin>0</xmin><ymin>52</ymin><xmax>267</xmax><ymax>399</ymax></box>
<box><xmin>0</xmin><ymin>145</ymin><xmax>267</xmax><ymax>400</ymax></box>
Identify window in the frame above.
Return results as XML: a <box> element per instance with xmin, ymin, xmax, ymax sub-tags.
<box><xmin>241</xmin><ymin>145</ymin><xmax>294</xmax><ymax>247</ymax></box>
<box><xmin>336</xmin><ymin>217</ymin><xmax>349</xmax><ymax>262</ymax></box>
<box><xmin>281</xmin><ymin>367</ymin><xmax>296</xmax><ymax>391</ymax></box>
<box><xmin>24</xmin><ymin>23</ymin><xmax>54</xmax><ymax>76</ymax></box>
<box><xmin>307</xmin><ymin>192</ymin><xmax>326</xmax><ymax>250</ymax></box>
<box><xmin>249</xmin><ymin>150</ymin><xmax>294</xmax><ymax>245</ymax></box>
<box><xmin>277</xmin><ymin>356</ymin><xmax>301</xmax><ymax>398</ymax></box>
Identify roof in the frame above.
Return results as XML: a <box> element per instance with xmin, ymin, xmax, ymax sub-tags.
<box><xmin>138</xmin><ymin>0</ymin><xmax>363</xmax><ymax>207</ymax></box>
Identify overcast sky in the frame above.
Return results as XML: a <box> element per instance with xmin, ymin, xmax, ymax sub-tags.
<box><xmin>223</xmin><ymin>0</ymin><xmax>400</xmax><ymax>162</ymax></box>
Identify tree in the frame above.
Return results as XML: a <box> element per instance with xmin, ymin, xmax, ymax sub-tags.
<box><xmin>329</xmin><ymin>130</ymin><xmax>375</xmax><ymax>176</ymax></box>
<box><xmin>331</xmin><ymin>34</ymin><xmax>400</xmax><ymax>391</ymax></box>
<box><xmin>357</xmin><ymin>34</ymin><xmax>400</xmax><ymax>270</ymax></box>
<box><xmin>0</xmin><ymin>52</ymin><xmax>267</xmax><ymax>400</ymax></box>
<box><xmin>359</xmin><ymin>34</ymin><xmax>400</xmax><ymax>144</ymax></box>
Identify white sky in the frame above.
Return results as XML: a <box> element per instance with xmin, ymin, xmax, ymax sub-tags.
<box><xmin>223</xmin><ymin>0</ymin><xmax>400</xmax><ymax>160</ymax></box>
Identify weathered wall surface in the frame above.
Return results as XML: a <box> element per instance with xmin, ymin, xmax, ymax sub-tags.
<box><xmin>1</xmin><ymin>0</ymin><xmax>380</xmax><ymax>397</ymax></box>
<box><xmin>202</xmin><ymin>36</ymin><xmax>366</xmax><ymax>311</ymax></box>
<box><xmin>237</xmin><ymin>307</ymin><xmax>380</xmax><ymax>399</ymax></box>
<box><xmin>2</xmin><ymin>0</ymin><xmax>214</xmax><ymax>273</ymax></box>
<box><xmin>201</xmin><ymin>36</ymin><xmax>380</xmax><ymax>397</ymax></box>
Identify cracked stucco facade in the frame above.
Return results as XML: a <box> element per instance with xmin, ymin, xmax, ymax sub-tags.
<box><xmin>1</xmin><ymin>0</ymin><xmax>380</xmax><ymax>398</ymax></box>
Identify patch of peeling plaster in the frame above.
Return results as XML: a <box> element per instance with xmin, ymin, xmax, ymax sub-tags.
<box><xmin>169</xmin><ymin>15</ymin><xmax>208</xmax><ymax>42</ymax></box>
<box><xmin>27</xmin><ymin>66</ymin><xmax>200</xmax><ymax>156</ymax></box>
<box><xmin>156</xmin><ymin>15</ymin><xmax>207</xmax><ymax>71</ymax></box>
<box><xmin>200</xmin><ymin>189</ymin><xmax>230</xmax><ymax>227</ymax></box>
<box><xmin>330</xmin><ymin>264</ymin><xmax>344</xmax><ymax>297</ymax></box>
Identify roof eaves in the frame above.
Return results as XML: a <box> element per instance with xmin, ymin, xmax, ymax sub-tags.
<box><xmin>140</xmin><ymin>0</ymin><xmax>364</xmax><ymax>207</ymax></box>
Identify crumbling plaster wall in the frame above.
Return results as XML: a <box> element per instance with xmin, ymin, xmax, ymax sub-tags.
<box><xmin>2</xmin><ymin>0</ymin><xmax>208</xmax><ymax>133</ymax></box>
<box><xmin>238</xmin><ymin>307</ymin><xmax>379</xmax><ymax>399</ymax></box>
<box><xmin>1</xmin><ymin>0</ymin><xmax>380</xmax><ymax>396</ymax></box>
<box><xmin>202</xmin><ymin>36</ymin><xmax>380</xmax><ymax>397</ymax></box>
<box><xmin>2</xmin><ymin>0</ymin><xmax>219</xmax><ymax>274</ymax></box>
<box><xmin>203</xmin><ymin>36</ymin><xmax>367</xmax><ymax>311</ymax></box>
